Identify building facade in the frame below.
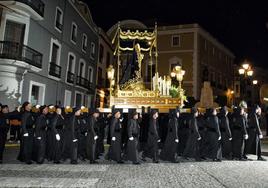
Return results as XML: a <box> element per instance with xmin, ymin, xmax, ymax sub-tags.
<box><xmin>96</xmin><ymin>28</ymin><xmax>113</xmax><ymax>108</ymax></box>
<box><xmin>0</xmin><ymin>0</ymin><xmax>99</xmax><ymax>109</ymax></box>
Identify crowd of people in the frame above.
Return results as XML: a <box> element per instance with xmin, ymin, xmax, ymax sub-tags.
<box><xmin>0</xmin><ymin>101</ymin><xmax>267</xmax><ymax>165</ymax></box>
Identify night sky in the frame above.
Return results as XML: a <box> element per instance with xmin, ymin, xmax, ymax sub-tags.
<box><xmin>85</xmin><ymin>0</ymin><xmax>268</xmax><ymax>69</ymax></box>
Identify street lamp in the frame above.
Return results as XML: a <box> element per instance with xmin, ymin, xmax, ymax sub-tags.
<box><xmin>107</xmin><ymin>64</ymin><xmax>115</xmax><ymax>98</ymax></box>
<box><xmin>238</xmin><ymin>60</ymin><xmax>254</xmax><ymax>105</ymax></box>
<box><xmin>253</xmin><ymin>80</ymin><xmax>258</xmax><ymax>85</ymax></box>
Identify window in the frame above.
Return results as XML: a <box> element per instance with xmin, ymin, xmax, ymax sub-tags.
<box><xmin>4</xmin><ymin>20</ymin><xmax>25</xmax><ymax>44</ymax></box>
<box><xmin>66</xmin><ymin>53</ymin><xmax>76</xmax><ymax>84</ymax></box>
<box><xmin>78</xmin><ymin>60</ymin><xmax>85</xmax><ymax>77</ymax></box>
<box><xmin>212</xmin><ymin>47</ymin><xmax>215</xmax><ymax>56</ymax></box>
<box><xmin>64</xmin><ymin>90</ymin><xmax>72</xmax><ymax>106</ymax></box>
<box><xmin>51</xmin><ymin>43</ymin><xmax>60</xmax><ymax>64</ymax></box>
<box><xmin>67</xmin><ymin>53</ymin><xmax>75</xmax><ymax>73</ymax></box>
<box><xmin>88</xmin><ymin>67</ymin><xmax>93</xmax><ymax>82</ymax></box>
<box><xmin>55</xmin><ymin>7</ymin><xmax>63</xmax><ymax>32</ymax></box>
<box><xmin>90</xmin><ymin>42</ymin><xmax>95</xmax><ymax>59</ymax></box>
<box><xmin>82</xmin><ymin>34</ymin><xmax>87</xmax><ymax>52</ymax></box>
<box><xmin>204</xmin><ymin>40</ymin><xmax>207</xmax><ymax>51</ymax></box>
<box><xmin>71</xmin><ymin>22</ymin><xmax>77</xmax><ymax>43</ymax></box>
<box><xmin>28</xmin><ymin>81</ymin><xmax>46</xmax><ymax>105</ymax></box>
<box><xmin>99</xmin><ymin>44</ymin><xmax>104</xmax><ymax>63</ymax></box>
<box><xmin>171</xmin><ymin>35</ymin><xmax>180</xmax><ymax>47</ymax></box>
<box><xmin>98</xmin><ymin>67</ymin><xmax>102</xmax><ymax>85</ymax></box>
<box><xmin>106</xmin><ymin>52</ymin><xmax>110</xmax><ymax>67</ymax></box>
<box><xmin>75</xmin><ymin>92</ymin><xmax>82</xmax><ymax>106</ymax></box>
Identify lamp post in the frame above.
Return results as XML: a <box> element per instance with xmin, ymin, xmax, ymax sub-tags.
<box><xmin>170</xmin><ymin>65</ymin><xmax>186</xmax><ymax>106</ymax></box>
<box><xmin>107</xmin><ymin>65</ymin><xmax>115</xmax><ymax>107</ymax></box>
<box><xmin>238</xmin><ymin>60</ymin><xmax>254</xmax><ymax>104</ymax></box>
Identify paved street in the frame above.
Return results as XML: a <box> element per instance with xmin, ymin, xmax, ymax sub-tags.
<box><xmin>1</xmin><ymin>147</ymin><xmax>268</xmax><ymax>188</ymax></box>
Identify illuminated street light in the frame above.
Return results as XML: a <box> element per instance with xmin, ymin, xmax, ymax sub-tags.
<box><xmin>253</xmin><ymin>80</ymin><xmax>258</xmax><ymax>85</ymax></box>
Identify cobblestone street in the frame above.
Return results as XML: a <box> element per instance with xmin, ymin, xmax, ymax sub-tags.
<box><xmin>1</xmin><ymin>147</ymin><xmax>268</xmax><ymax>188</ymax></box>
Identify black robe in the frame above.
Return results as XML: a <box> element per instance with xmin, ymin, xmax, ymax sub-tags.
<box><xmin>143</xmin><ymin>118</ymin><xmax>160</xmax><ymax>161</ymax></box>
<box><xmin>46</xmin><ymin>113</ymin><xmax>56</xmax><ymax>161</ymax></box>
<box><xmin>108</xmin><ymin>117</ymin><xmax>122</xmax><ymax>162</ymax></box>
<box><xmin>177</xmin><ymin>114</ymin><xmax>190</xmax><ymax>156</ymax></box>
<box><xmin>218</xmin><ymin>114</ymin><xmax>232</xmax><ymax>158</ymax></box>
<box><xmin>51</xmin><ymin>114</ymin><xmax>65</xmax><ymax>162</ymax></box>
<box><xmin>126</xmin><ymin>118</ymin><xmax>140</xmax><ymax>162</ymax></box>
<box><xmin>86</xmin><ymin>115</ymin><xmax>98</xmax><ymax>161</ymax></box>
<box><xmin>78</xmin><ymin>115</ymin><xmax>88</xmax><ymax>160</ymax></box>
<box><xmin>34</xmin><ymin>114</ymin><xmax>48</xmax><ymax>163</ymax></box>
<box><xmin>204</xmin><ymin>115</ymin><xmax>222</xmax><ymax>160</ymax></box>
<box><xmin>245</xmin><ymin>113</ymin><xmax>262</xmax><ymax>157</ymax></box>
<box><xmin>0</xmin><ymin>112</ymin><xmax>10</xmax><ymax>162</ymax></box>
<box><xmin>231</xmin><ymin>113</ymin><xmax>248</xmax><ymax>159</ymax></box>
<box><xmin>183</xmin><ymin>114</ymin><xmax>201</xmax><ymax>160</ymax></box>
<box><xmin>95</xmin><ymin>115</ymin><xmax>106</xmax><ymax>156</ymax></box>
<box><xmin>160</xmin><ymin>116</ymin><xmax>179</xmax><ymax>162</ymax></box>
<box><xmin>18</xmin><ymin>111</ymin><xmax>35</xmax><ymax>163</ymax></box>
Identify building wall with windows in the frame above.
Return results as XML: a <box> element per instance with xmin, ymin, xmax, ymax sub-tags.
<box><xmin>96</xmin><ymin>28</ymin><xmax>113</xmax><ymax>108</ymax></box>
<box><xmin>157</xmin><ymin>24</ymin><xmax>235</xmax><ymax>100</ymax></box>
<box><xmin>0</xmin><ymin>0</ymin><xmax>99</xmax><ymax>109</ymax></box>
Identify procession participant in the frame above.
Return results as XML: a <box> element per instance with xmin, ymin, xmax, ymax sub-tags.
<box><xmin>46</xmin><ymin>105</ymin><xmax>56</xmax><ymax>161</ymax></box>
<box><xmin>35</xmin><ymin>105</ymin><xmax>48</xmax><ymax>164</ymax></box>
<box><xmin>142</xmin><ymin>109</ymin><xmax>160</xmax><ymax>163</ymax></box>
<box><xmin>95</xmin><ymin>112</ymin><xmax>106</xmax><ymax>158</ymax></box>
<box><xmin>18</xmin><ymin>102</ymin><xmax>35</xmax><ymax>164</ymax></box>
<box><xmin>126</xmin><ymin>110</ymin><xmax>141</xmax><ymax>165</ymax></box>
<box><xmin>0</xmin><ymin>105</ymin><xmax>10</xmax><ymax>164</ymax></box>
<box><xmin>245</xmin><ymin>105</ymin><xmax>266</xmax><ymax>161</ymax></box>
<box><xmin>86</xmin><ymin>109</ymin><xmax>100</xmax><ymax>164</ymax></box>
<box><xmin>183</xmin><ymin>107</ymin><xmax>202</xmax><ymax>161</ymax></box>
<box><xmin>68</xmin><ymin>107</ymin><xmax>81</xmax><ymax>164</ymax></box>
<box><xmin>204</xmin><ymin>108</ymin><xmax>222</xmax><ymax>161</ymax></box>
<box><xmin>177</xmin><ymin>109</ymin><xmax>190</xmax><ymax>156</ymax></box>
<box><xmin>9</xmin><ymin>106</ymin><xmax>22</xmax><ymax>142</ymax></box>
<box><xmin>108</xmin><ymin>109</ymin><xmax>124</xmax><ymax>163</ymax></box>
<box><xmin>78</xmin><ymin>106</ymin><xmax>89</xmax><ymax>161</ymax></box>
<box><xmin>218</xmin><ymin>106</ymin><xmax>232</xmax><ymax>159</ymax></box>
<box><xmin>231</xmin><ymin>107</ymin><xmax>248</xmax><ymax>160</ymax></box>
<box><xmin>61</xmin><ymin>106</ymin><xmax>73</xmax><ymax>161</ymax></box>
<box><xmin>160</xmin><ymin>109</ymin><xmax>179</xmax><ymax>163</ymax></box>
<box><xmin>51</xmin><ymin>106</ymin><xmax>65</xmax><ymax>164</ymax></box>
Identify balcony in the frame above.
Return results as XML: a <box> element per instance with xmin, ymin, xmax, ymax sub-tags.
<box><xmin>49</xmin><ymin>62</ymin><xmax>61</xmax><ymax>78</ymax></box>
<box><xmin>67</xmin><ymin>71</ymin><xmax>75</xmax><ymax>84</ymax></box>
<box><xmin>76</xmin><ymin>76</ymin><xmax>95</xmax><ymax>92</ymax></box>
<box><xmin>0</xmin><ymin>0</ymin><xmax>45</xmax><ymax>20</ymax></box>
<box><xmin>0</xmin><ymin>41</ymin><xmax>43</xmax><ymax>68</ymax></box>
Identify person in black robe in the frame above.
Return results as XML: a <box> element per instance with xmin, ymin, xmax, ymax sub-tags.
<box><xmin>218</xmin><ymin>106</ymin><xmax>232</xmax><ymax>159</ymax></box>
<box><xmin>46</xmin><ymin>105</ymin><xmax>56</xmax><ymax>161</ymax></box>
<box><xmin>183</xmin><ymin>107</ymin><xmax>202</xmax><ymax>161</ymax></box>
<box><xmin>160</xmin><ymin>109</ymin><xmax>180</xmax><ymax>163</ymax></box>
<box><xmin>78</xmin><ymin>107</ymin><xmax>88</xmax><ymax>161</ymax></box>
<box><xmin>86</xmin><ymin>109</ymin><xmax>100</xmax><ymax>164</ymax></box>
<box><xmin>126</xmin><ymin>110</ymin><xmax>141</xmax><ymax>164</ymax></box>
<box><xmin>231</xmin><ymin>107</ymin><xmax>248</xmax><ymax>160</ymax></box>
<box><xmin>142</xmin><ymin>110</ymin><xmax>160</xmax><ymax>163</ymax></box>
<box><xmin>61</xmin><ymin>107</ymin><xmax>73</xmax><ymax>161</ymax></box>
<box><xmin>177</xmin><ymin>112</ymin><xmax>190</xmax><ymax>156</ymax></box>
<box><xmin>68</xmin><ymin>107</ymin><xmax>81</xmax><ymax>164</ymax></box>
<box><xmin>35</xmin><ymin>105</ymin><xmax>48</xmax><ymax>164</ymax></box>
<box><xmin>95</xmin><ymin>113</ymin><xmax>106</xmax><ymax>158</ymax></box>
<box><xmin>245</xmin><ymin>105</ymin><xmax>266</xmax><ymax>161</ymax></box>
<box><xmin>108</xmin><ymin>109</ymin><xmax>124</xmax><ymax>163</ymax></box>
<box><xmin>0</xmin><ymin>105</ymin><xmax>10</xmax><ymax>164</ymax></box>
<box><xmin>51</xmin><ymin>107</ymin><xmax>65</xmax><ymax>163</ymax></box>
<box><xmin>17</xmin><ymin>102</ymin><xmax>35</xmax><ymax>164</ymax></box>
<box><xmin>204</xmin><ymin>108</ymin><xmax>222</xmax><ymax>161</ymax></box>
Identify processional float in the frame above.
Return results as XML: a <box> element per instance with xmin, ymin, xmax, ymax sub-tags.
<box><xmin>106</xmin><ymin>23</ymin><xmax>186</xmax><ymax>113</ymax></box>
